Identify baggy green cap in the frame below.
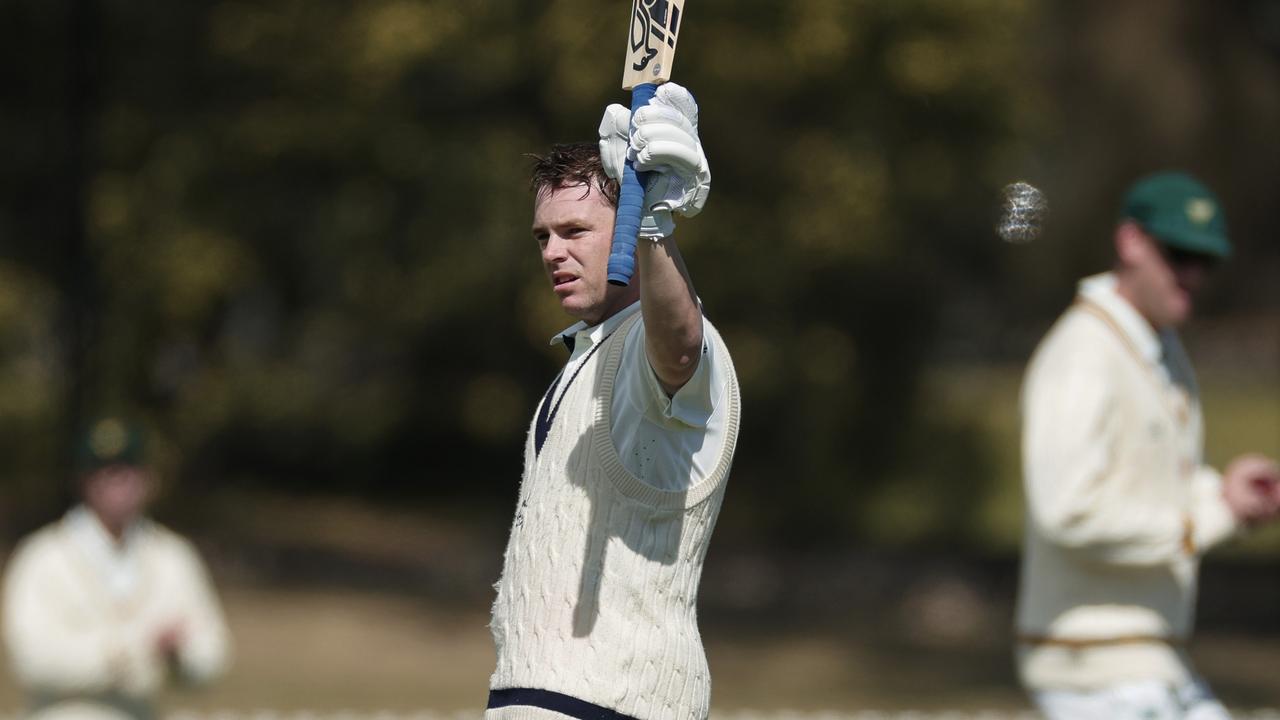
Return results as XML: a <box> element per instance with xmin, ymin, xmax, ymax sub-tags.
<box><xmin>1120</xmin><ymin>172</ymin><xmax>1231</xmax><ymax>259</ymax></box>
<box><xmin>75</xmin><ymin>416</ymin><xmax>147</xmax><ymax>472</ymax></box>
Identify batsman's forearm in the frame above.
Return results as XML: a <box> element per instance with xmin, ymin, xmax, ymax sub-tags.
<box><xmin>637</xmin><ymin>237</ymin><xmax>703</xmax><ymax>394</ymax></box>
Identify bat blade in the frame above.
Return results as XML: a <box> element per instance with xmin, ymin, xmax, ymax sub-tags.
<box><xmin>622</xmin><ymin>0</ymin><xmax>684</xmax><ymax>90</ymax></box>
<box><xmin>608</xmin><ymin>0</ymin><xmax>687</xmax><ymax>287</ymax></box>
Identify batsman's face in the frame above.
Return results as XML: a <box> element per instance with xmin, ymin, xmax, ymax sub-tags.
<box><xmin>533</xmin><ymin>183</ymin><xmax>637</xmax><ymax>325</ymax></box>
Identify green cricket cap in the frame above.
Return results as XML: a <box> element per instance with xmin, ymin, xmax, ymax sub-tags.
<box><xmin>75</xmin><ymin>416</ymin><xmax>147</xmax><ymax>473</ymax></box>
<box><xmin>1120</xmin><ymin>172</ymin><xmax>1231</xmax><ymax>259</ymax></box>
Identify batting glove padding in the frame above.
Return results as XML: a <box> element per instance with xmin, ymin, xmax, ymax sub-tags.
<box><xmin>598</xmin><ymin>83</ymin><xmax>711</xmax><ymax>239</ymax></box>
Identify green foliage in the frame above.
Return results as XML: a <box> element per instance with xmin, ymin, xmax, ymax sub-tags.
<box><xmin>0</xmin><ymin>1</ymin><xmax>1276</xmax><ymax>547</ymax></box>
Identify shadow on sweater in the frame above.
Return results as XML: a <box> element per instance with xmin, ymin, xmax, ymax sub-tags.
<box><xmin>565</xmin><ymin>382</ymin><xmax>706</xmax><ymax>638</ymax></box>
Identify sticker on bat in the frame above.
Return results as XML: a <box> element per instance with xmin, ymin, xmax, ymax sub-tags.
<box><xmin>630</xmin><ymin>0</ymin><xmax>681</xmax><ymax>73</ymax></box>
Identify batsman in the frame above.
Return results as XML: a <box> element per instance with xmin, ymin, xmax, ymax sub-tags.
<box><xmin>485</xmin><ymin>5</ymin><xmax>740</xmax><ymax>719</ymax></box>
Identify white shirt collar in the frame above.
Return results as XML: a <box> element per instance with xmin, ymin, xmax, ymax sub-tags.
<box><xmin>64</xmin><ymin>504</ymin><xmax>146</xmax><ymax>600</ymax></box>
<box><xmin>548</xmin><ymin>301</ymin><xmax>642</xmax><ymax>361</ymax></box>
<box><xmin>1079</xmin><ymin>272</ymin><xmax>1162</xmax><ymax>365</ymax></box>
<box><xmin>65</xmin><ymin>504</ymin><xmax>139</xmax><ymax>553</ymax></box>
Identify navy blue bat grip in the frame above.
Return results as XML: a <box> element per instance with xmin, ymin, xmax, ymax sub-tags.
<box><xmin>607</xmin><ymin>82</ymin><xmax>658</xmax><ymax>286</ymax></box>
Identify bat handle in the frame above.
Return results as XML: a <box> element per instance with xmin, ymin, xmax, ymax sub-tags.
<box><xmin>607</xmin><ymin>82</ymin><xmax>658</xmax><ymax>287</ymax></box>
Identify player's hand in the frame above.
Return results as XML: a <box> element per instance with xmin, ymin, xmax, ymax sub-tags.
<box><xmin>631</xmin><ymin>83</ymin><xmax>711</xmax><ymax>218</ymax></box>
<box><xmin>1222</xmin><ymin>453</ymin><xmax>1280</xmax><ymax>526</ymax></box>
<box><xmin>598</xmin><ymin>82</ymin><xmax>711</xmax><ymax>239</ymax></box>
<box><xmin>155</xmin><ymin>621</ymin><xmax>186</xmax><ymax>659</ymax></box>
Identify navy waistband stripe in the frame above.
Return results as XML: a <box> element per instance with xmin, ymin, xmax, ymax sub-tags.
<box><xmin>487</xmin><ymin>688</ymin><xmax>640</xmax><ymax>720</ymax></box>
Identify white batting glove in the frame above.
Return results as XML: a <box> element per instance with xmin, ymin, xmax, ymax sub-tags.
<box><xmin>597</xmin><ymin>82</ymin><xmax>711</xmax><ymax>239</ymax></box>
<box><xmin>632</xmin><ymin>83</ymin><xmax>711</xmax><ymax>218</ymax></box>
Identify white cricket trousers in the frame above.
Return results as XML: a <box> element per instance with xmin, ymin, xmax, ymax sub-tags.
<box><xmin>1032</xmin><ymin>678</ymin><xmax>1231</xmax><ymax>720</ymax></box>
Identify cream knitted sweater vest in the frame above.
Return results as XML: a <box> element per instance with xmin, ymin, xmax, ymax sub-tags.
<box><xmin>489</xmin><ymin>313</ymin><xmax>740</xmax><ymax>720</ymax></box>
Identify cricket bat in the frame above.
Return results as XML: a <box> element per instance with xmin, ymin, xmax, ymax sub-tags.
<box><xmin>607</xmin><ymin>0</ymin><xmax>687</xmax><ymax>286</ymax></box>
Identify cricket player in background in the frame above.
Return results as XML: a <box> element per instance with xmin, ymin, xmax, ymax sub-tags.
<box><xmin>485</xmin><ymin>83</ymin><xmax>740</xmax><ymax>720</ymax></box>
<box><xmin>3</xmin><ymin>416</ymin><xmax>231</xmax><ymax>720</ymax></box>
<box><xmin>1016</xmin><ymin>172</ymin><xmax>1280</xmax><ymax>719</ymax></box>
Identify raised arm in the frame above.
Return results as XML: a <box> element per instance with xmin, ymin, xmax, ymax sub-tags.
<box><xmin>636</xmin><ymin>238</ymin><xmax>702</xmax><ymax>393</ymax></box>
<box><xmin>598</xmin><ymin>83</ymin><xmax>711</xmax><ymax>393</ymax></box>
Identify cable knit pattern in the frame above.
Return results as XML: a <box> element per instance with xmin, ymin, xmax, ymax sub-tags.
<box><xmin>489</xmin><ymin>313</ymin><xmax>740</xmax><ymax>720</ymax></box>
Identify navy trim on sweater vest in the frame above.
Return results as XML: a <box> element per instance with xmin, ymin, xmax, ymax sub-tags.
<box><xmin>487</xmin><ymin>688</ymin><xmax>640</xmax><ymax>720</ymax></box>
<box><xmin>533</xmin><ymin>328</ymin><xmax>616</xmax><ymax>457</ymax></box>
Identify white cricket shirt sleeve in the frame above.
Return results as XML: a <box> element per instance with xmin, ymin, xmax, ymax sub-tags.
<box><xmin>167</xmin><ymin>538</ymin><xmax>232</xmax><ymax>684</ymax></box>
<box><xmin>631</xmin><ymin>319</ymin><xmax>717</xmax><ymax>428</ymax></box>
<box><xmin>613</xmin><ymin>314</ymin><xmax>729</xmax><ymax>492</ymax></box>
<box><xmin>1188</xmin><ymin>466</ymin><xmax>1238</xmax><ymax>553</ymax></box>
<box><xmin>554</xmin><ymin>302</ymin><xmax>731</xmax><ymax>493</ymax></box>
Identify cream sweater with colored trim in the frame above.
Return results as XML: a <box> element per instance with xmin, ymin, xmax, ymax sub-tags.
<box><xmin>1015</xmin><ymin>273</ymin><xmax>1239</xmax><ymax>691</ymax></box>
<box><xmin>488</xmin><ymin>312</ymin><xmax>741</xmax><ymax>720</ymax></box>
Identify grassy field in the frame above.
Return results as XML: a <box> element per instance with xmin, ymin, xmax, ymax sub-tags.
<box><xmin>2</xmin><ymin>581</ymin><xmax>1278</xmax><ymax>715</ymax></box>
<box><xmin>0</xmin><ymin>365</ymin><xmax>1276</xmax><ymax>715</ymax></box>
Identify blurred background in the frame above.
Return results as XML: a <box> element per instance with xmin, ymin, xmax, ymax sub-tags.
<box><xmin>1</xmin><ymin>0</ymin><xmax>1278</xmax><ymax>714</ymax></box>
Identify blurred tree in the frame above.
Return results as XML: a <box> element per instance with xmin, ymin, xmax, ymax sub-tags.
<box><xmin>0</xmin><ymin>0</ymin><xmax>1275</xmax><ymax>548</ymax></box>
